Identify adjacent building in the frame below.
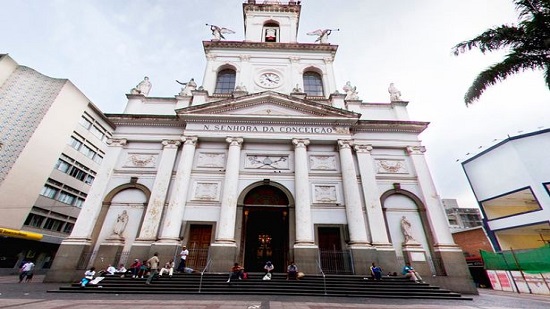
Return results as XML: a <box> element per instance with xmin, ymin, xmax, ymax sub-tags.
<box><xmin>0</xmin><ymin>54</ymin><xmax>114</xmax><ymax>273</ymax></box>
<box><xmin>46</xmin><ymin>1</ymin><xmax>475</xmax><ymax>293</ymax></box>
<box><xmin>441</xmin><ymin>198</ymin><xmax>483</xmax><ymax>232</ymax></box>
<box><xmin>462</xmin><ymin>128</ymin><xmax>550</xmax><ymax>251</ymax></box>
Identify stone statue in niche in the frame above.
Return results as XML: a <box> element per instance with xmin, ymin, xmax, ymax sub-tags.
<box><xmin>130</xmin><ymin>76</ymin><xmax>152</xmax><ymax>96</ymax></box>
<box><xmin>400</xmin><ymin>216</ymin><xmax>417</xmax><ymax>244</ymax></box>
<box><xmin>112</xmin><ymin>210</ymin><xmax>129</xmax><ymax>238</ymax></box>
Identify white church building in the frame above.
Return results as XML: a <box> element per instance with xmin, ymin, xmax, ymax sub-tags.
<box><xmin>46</xmin><ymin>0</ymin><xmax>474</xmax><ymax>293</ymax></box>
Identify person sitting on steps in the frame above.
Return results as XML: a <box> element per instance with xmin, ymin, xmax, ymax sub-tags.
<box><xmin>227</xmin><ymin>262</ymin><xmax>244</xmax><ymax>283</ymax></box>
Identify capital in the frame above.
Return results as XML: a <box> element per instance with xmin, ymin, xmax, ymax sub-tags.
<box><xmin>162</xmin><ymin>140</ymin><xmax>181</xmax><ymax>149</ymax></box>
<box><xmin>354</xmin><ymin>144</ymin><xmax>373</xmax><ymax>153</ymax></box>
<box><xmin>337</xmin><ymin>139</ymin><xmax>354</xmax><ymax>150</ymax></box>
<box><xmin>226</xmin><ymin>137</ymin><xmax>244</xmax><ymax>147</ymax></box>
<box><xmin>181</xmin><ymin>136</ymin><xmax>198</xmax><ymax>146</ymax></box>
<box><xmin>107</xmin><ymin>138</ymin><xmax>127</xmax><ymax>147</ymax></box>
<box><xmin>292</xmin><ymin>138</ymin><xmax>310</xmax><ymax>148</ymax></box>
<box><xmin>406</xmin><ymin>146</ymin><xmax>426</xmax><ymax>155</ymax></box>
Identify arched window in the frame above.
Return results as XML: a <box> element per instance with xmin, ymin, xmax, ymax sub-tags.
<box><xmin>303</xmin><ymin>71</ymin><xmax>324</xmax><ymax>96</ymax></box>
<box><xmin>214</xmin><ymin>69</ymin><xmax>236</xmax><ymax>94</ymax></box>
<box><xmin>263</xmin><ymin>22</ymin><xmax>279</xmax><ymax>42</ymax></box>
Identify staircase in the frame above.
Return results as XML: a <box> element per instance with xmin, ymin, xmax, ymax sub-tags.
<box><xmin>49</xmin><ymin>272</ymin><xmax>472</xmax><ymax>300</ymax></box>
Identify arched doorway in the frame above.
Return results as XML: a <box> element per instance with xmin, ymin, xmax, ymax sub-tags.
<box><xmin>241</xmin><ymin>184</ymin><xmax>289</xmax><ymax>272</ymax></box>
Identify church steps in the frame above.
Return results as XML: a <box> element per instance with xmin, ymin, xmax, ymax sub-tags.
<box><xmin>49</xmin><ymin>273</ymin><xmax>472</xmax><ymax>300</ymax></box>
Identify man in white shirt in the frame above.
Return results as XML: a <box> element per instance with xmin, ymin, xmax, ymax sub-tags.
<box><xmin>19</xmin><ymin>261</ymin><xmax>35</xmax><ymax>283</ymax></box>
<box><xmin>176</xmin><ymin>245</ymin><xmax>189</xmax><ymax>273</ymax></box>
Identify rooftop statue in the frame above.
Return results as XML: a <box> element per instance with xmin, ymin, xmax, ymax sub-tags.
<box><xmin>130</xmin><ymin>76</ymin><xmax>152</xmax><ymax>96</ymax></box>
<box><xmin>177</xmin><ymin>78</ymin><xmax>197</xmax><ymax>96</ymax></box>
<box><xmin>388</xmin><ymin>83</ymin><xmax>402</xmax><ymax>101</ymax></box>
<box><xmin>307</xmin><ymin>28</ymin><xmax>339</xmax><ymax>44</ymax></box>
<box><xmin>343</xmin><ymin>81</ymin><xmax>359</xmax><ymax>100</ymax></box>
<box><xmin>206</xmin><ymin>24</ymin><xmax>235</xmax><ymax>40</ymax></box>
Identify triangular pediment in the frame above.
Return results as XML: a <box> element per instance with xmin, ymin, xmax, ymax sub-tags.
<box><xmin>176</xmin><ymin>91</ymin><xmax>360</xmax><ymax>121</ymax></box>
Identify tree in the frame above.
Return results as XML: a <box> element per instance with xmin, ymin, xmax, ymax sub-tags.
<box><xmin>452</xmin><ymin>0</ymin><xmax>550</xmax><ymax>105</ymax></box>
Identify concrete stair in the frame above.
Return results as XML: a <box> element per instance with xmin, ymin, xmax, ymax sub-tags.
<box><xmin>49</xmin><ymin>272</ymin><xmax>472</xmax><ymax>300</ymax></box>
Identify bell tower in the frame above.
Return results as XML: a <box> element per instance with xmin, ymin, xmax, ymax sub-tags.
<box><xmin>201</xmin><ymin>0</ymin><xmax>338</xmax><ymax>99</ymax></box>
<box><xmin>243</xmin><ymin>0</ymin><xmax>300</xmax><ymax>43</ymax></box>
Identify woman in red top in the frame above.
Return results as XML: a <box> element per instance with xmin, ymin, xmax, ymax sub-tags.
<box><xmin>129</xmin><ymin>259</ymin><xmax>142</xmax><ymax>278</ymax></box>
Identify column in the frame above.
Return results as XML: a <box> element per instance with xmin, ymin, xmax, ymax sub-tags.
<box><xmin>338</xmin><ymin>140</ymin><xmax>369</xmax><ymax>246</ymax></box>
<box><xmin>215</xmin><ymin>137</ymin><xmax>243</xmax><ymax>243</ymax></box>
<box><xmin>354</xmin><ymin>144</ymin><xmax>392</xmax><ymax>246</ymax></box>
<box><xmin>292</xmin><ymin>138</ymin><xmax>314</xmax><ymax>245</ymax></box>
<box><xmin>406</xmin><ymin>146</ymin><xmax>454</xmax><ymax>246</ymax></box>
<box><xmin>69</xmin><ymin>138</ymin><xmax>127</xmax><ymax>240</ymax></box>
<box><xmin>158</xmin><ymin>136</ymin><xmax>198</xmax><ymax>242</ymax></box>
<box><xmin>137</xmin><ymin>140</ymin><xmax>180</xmax><ymax>240</ymax></box>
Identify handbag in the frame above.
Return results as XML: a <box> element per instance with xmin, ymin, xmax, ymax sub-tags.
<box><xmin>262</xmin><ymin>273</ymin><xmax>272</xmax><ymax>280</ymax></box>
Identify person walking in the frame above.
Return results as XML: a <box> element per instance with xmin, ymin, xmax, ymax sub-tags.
<box><xmin>18</xmin><ymin>260</ymin><xmax>35</xmax><ymax>283</ymax></box>
<box><xmin>145</xmin><ymin>252</ymin><xmax>160</xmax><ymax>285</ymax></box>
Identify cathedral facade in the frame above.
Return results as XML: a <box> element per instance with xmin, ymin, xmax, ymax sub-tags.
<box><xmin>46</xmin><ymin>1</ymin><xmax>475</xmax><ymax>293</ymax></box>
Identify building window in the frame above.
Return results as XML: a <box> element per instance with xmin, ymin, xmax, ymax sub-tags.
<box><xmin>93</xmin><ymin>153</ymin><xmax>103</xmax><ymax>165</ymax></box>
<box><xmin>43</xmin><ymin>218</ymin><xmax>64</xmax><ymax>232</ymax></box>
<box><xmin>214</xmin><ymin>69</ymin><xmax>236</xmax><ymax>94</ymax></box>
<box><xmin>40</xmin><ymin>185</ymin><xmax>58</xmax><ymax>199</ymax></box>
<box><xmin>63</xmin><ymin>222</ymin><xmax>74</xmax><ymax>234</ymax></box>
<box><xmin>24</xmin><ymin>214</ymin><xmax>45</xmax><ymax>228</ymax></box>
<box><xmin>80</xmin><ymin>144</ymin><xmax>96</xmax><ymax>159</ymax></box>
<box><xmin>90</xmin><ymin>125</ymin><xmax>104</xmax><ymax>140</ymax></box>
<box><xmin>54</xmin><ymin>159</ymin><xmax>70</xmax><ymax>173</ymax></box>
<box><xmin>68</xmin><ymin>136</ymin><xmax>82</xmax><ymax>150</ymax></box>
<box><xmin>74</xmin><ymin>198</ymin><xmax>85</xmax><ymax>208</ymax></box>
<box><xmin>303</xmin><ymin>71</ymin><xmax>324</xmax><ymax>96</ymax></box>
<box><xmin>79</xmin><ymin>116</ymin><xmax>92</xmax><ymax>129</ymax></box>
<box><xmin>57</xmin><ymin>192</ymin><xmax>76</xmax><ymax>205</ymax></box>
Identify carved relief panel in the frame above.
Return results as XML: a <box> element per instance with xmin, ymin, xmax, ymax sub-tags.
<box><xmin>123</xmin><ymin>153</ymin><xmax>158</xmax><ymax>168</ymax></box>
<box><xmin>245</xmin><ymin>155</ymin><xmax>289</xmax><ymax>170</ymax></box>
<box><xmin>375</xmin><ymin>159</ymin><xmax>408</xmax><ymax>174</ymax></box>
<box><xmin>191</xmin><ymin>181</ymin><xmax>221</xmax><ymax>201</ymax></box>
<box><xmin>312</xmin><ymin>184</ymin><xmax>341</xmax><ymax>204</ymax></box>
<box><xmin>196</xmin><ymin>152</ymin><xmax>226</xmax><ymax>168</ymax></box>
<box><xmin>309</xmin><ymin>155</ymin><xmax>337</xmax><ymax>171</ymax></box>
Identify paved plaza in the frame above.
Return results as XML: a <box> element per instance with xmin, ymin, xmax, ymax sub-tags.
<box><xmin>0</xmin><ymin>275</ymin><xmax>549</xmax><ymax>309</ymax></box>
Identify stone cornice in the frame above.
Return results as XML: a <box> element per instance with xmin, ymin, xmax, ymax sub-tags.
<box><xmin>203</xmin><ymin>41</ymin><xmax>338</xmax><ymax>55</ymax></box>
<box><xmin>353</xmin><ymin>120</ymin><xmax>429</xmax><ymax>134</ymax></box>
<box><xmin>105</xmin><ymin>114</ymin><xmax>184</xmax><ymax>127</ymax></box>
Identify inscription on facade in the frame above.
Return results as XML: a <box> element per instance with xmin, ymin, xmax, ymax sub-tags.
<box><xmin>193</xmin><ymin>182</ymin><xmax>220</xmax><ymax>201</ymax></box>
<box><xmin>202</xmin><ymin>124</ymin><xmax>345</xmax><ymax>134</ymax></box>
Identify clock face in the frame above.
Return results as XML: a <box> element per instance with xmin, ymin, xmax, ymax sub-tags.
<box><xmin>258</xmin><ymin>72</ymin><xmax>281</xmax><ymax>88</ymax></box>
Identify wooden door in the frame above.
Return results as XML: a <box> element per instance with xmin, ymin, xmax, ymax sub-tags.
<box><xmin>187</xmin><ymin>225</ymin><xmax>212</xmax><ymax>269</ymax></box>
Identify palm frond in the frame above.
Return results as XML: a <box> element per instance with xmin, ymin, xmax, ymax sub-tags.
<box><xmin>453</xmin><ymin>26</ymin><xmax>524</xmax><ymax>55</ymax></box>
<box><xmin>464</xmin><ymin>52</ymin><xmax>543</xmax><ymax>104</ymax></box>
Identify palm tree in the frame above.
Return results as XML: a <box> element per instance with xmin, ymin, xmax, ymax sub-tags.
<box><xmin>452</xmin><ymin>0</ymin><xmax>550</xmax><ymax>105</ymax></box>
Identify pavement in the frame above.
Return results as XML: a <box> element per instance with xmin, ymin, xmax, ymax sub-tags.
<box><xmin>0</xmin><ymin>275</ymin><xmax>549</xmax><ymax>308</ymax></box>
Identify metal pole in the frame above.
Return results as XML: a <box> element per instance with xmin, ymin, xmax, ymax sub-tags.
<box><xmin>510</xmin><ymin>248</ymin><xmax>532</xmax><ymax>294</ymax></box>
<box><xmin>500</xmin><ymin>251</ymin><xmax>521</xmax><ymax>294</ymax></box>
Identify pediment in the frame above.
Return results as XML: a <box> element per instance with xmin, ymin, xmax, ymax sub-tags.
<box><xmin>176</xmin><ymin>91</ymin><xmax>360</xmax><ymax>120</ymax></box>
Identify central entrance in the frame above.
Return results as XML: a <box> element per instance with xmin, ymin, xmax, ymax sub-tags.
<box><xmin>241</xmin><ymin>184</ymin><xmax>289</xmax><ymax>272</ymax></box>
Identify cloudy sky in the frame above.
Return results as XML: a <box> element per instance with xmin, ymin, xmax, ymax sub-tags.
<box><xmin>2</xmin><ymin>0</ymin><xmax>549</xmax><ymax>209</ymax></box>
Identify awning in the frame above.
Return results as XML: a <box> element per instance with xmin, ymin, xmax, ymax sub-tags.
<box><xmin>0</xmin><ymin>227</ymin><xmax>43</xmax><ymax>240</ymax></box>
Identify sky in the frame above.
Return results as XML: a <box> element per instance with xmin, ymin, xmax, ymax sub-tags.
<box><xmin>1</xmin><ymin>0</ymin><xmax>549</xmax><ymax>209</ymax></box>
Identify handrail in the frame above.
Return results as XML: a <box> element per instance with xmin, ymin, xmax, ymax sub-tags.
<box><xmin>198</xmin><ymin>259</ymin><xmax>212</xmax><ymax>293</ymax></box>
<box><xmin>316</xmin><ymin>259</ymin><xmax>327</xmax><ymax>295</ymax></box>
